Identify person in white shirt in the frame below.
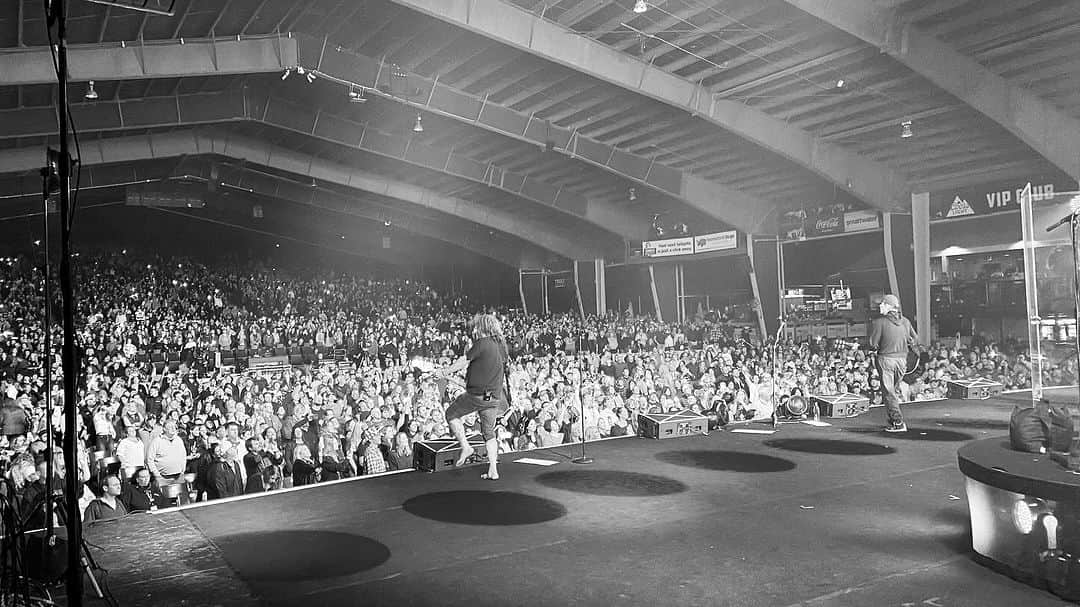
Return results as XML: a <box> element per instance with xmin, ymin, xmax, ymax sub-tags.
<box><xmin>115</xmin><ymin>425</ymin><xmax>145</xmax><ymax>479</ymax></box>
<box><xmin>146</xmin><ymin>420</ymin><xmax>187</xmax><ymax>489</ymax></box>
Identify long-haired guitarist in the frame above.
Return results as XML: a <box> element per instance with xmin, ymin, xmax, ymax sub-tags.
<box><xmin>440</xmin><ymin>313</ymin><xmax>510</xmax><ymax>480</ymax></box>
<box><xmin>870</xmin><ymin>294</ymin><xmax>918</xmax><ymax>433</ymax></box>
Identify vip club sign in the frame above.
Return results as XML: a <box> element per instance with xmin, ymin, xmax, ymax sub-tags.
<box><xmin>932</xmin><ymin>176</ymin><xmax>1075</xmax><ymax>220</ymax></box>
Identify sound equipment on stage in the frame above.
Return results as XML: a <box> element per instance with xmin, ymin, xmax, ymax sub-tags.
<box><xmin>810</xmin><ymin>393</ymin><xmax>870</xmax><ymax>418</ymax></box>
<box><xmin>413</xmin><ymin>435</ymin><xmax>488</xmax><ymax>472</ymax></box>
<box><xmin>947</xmin><ymin>378</ymin><xmax>1003</xmax><ymax>400</ymax></box>
<box><xmin>637</xmin><ymin>410</ymin><xmax>707</xmax><ymax>440</ymax></box>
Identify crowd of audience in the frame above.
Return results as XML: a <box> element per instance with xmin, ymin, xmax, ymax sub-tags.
<box><xmin>0</xmin><ymin>251</ymin><xmax>1073</xmax><ymax>527</ymax></box>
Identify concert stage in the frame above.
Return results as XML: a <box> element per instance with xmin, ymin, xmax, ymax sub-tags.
<box><xmin>71</xmin><ymin>391</ymin><xmax>1076</xmax><ymax>607</ymax></box>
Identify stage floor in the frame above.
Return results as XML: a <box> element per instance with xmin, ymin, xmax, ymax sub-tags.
<box><xmin>71</xmin><ymin>390</ymin><xmax>1078</xmax><ymax>607</ymax></box>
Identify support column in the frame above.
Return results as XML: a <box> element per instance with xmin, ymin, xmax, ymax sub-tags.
<box><xmin>751</xmin><ymin>237</ymin><xmax>782</xmax><ymax>337</ymax></box>
<box><xmin>648</xmin><ymin>265</ymin><xmax>663</xmax><ymax>322</ymax></box>
<box><xmin>746</xmin><ymin>236</ymin><xmax>768</xmax><ymax>339</ymax></box>
<box><xmin>883</xmin><ymin>212</ymin><xmax>916</xmax><ymax>320</ymax></box>
<box><xmin>572</xmin><ymin>261</ymin><xmax>586</xmax><ymax>319</ymax></box>
<box><xmin>912</xmin><ymin>192</ymin><xmax>931</xmax><ymax>345</ymax></box>
<box><xmin>518</xmin><ymin>269</ymin><xmax>528</xmax><ymax>315</ymax></box>
<box><xmin>595</xmin><ymin>258</ymin><xmax>606</xmax><ymax>317</ymax></box>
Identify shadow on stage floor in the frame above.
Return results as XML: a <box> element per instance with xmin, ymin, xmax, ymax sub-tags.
<box><xmin>74</xmin><ymin>393</ymin><xmax>1073</xmax><ymax>607</ymax></box>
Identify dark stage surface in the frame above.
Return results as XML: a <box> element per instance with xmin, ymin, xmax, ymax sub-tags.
<box><xmin>75</xmin><ymin>390</ymin><xmax>1079</xmax><ymax>607</ymax></box>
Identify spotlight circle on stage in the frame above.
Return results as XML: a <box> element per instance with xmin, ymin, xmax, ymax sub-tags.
<box><xmin>535</xmin><ymin>470</ymin><xmax>687</xmax><ymax>496</ymax></box>
<box><xmin>764</xmin><ymin>438</ymin><xmax>896</xmax><ymax>456</ymax></box>
<box><xmin>655</xmin><ymin>450</ymin><xmax>797</xmax><ymax>472</ymax></box>
<box><xmin>214</xmin><ymin>531</ymin><xmax>390</xmax><ymax>581</ymax></box>
<box><xmin>403</xmin><ymin>490</ymin><xmax>567</xmax><ymax>525</ymax></box>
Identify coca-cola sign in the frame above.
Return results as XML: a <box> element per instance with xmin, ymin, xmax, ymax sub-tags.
<box><xmin>808</xmin><ymin>203</ymin><xmax>845</xmax><ymax>236</ymax></box>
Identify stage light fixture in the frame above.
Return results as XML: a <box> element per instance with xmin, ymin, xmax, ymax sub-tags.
<box><xmin>281</xmin><ymin>68</ymin><xmax>292</xmax><ymax>81</ymax></box>
<box><xmin>1012</xmin><ymin>498</ymin><xmax>1051</xmax><ymax>534</ymax></box>
<box><xmin>628</xmin><ymin>187</ymin><xmax>636</xmax><ymax>201</ymax></box>
<box><xmin>306</xmin><ymin>71</ymin><xmax>316</xmax><ymax>83</ymax></box>
<box><xmin>384</xmin><ymin>219</ymin><xmax>392</xmax><ymax>227</ymax></box>
<box><xmin>900</xmin><ymin>120</ymin><xmax>913</xmax><ymax>139</ymax></box>
<box><xmin>85</xmin><ymin>80</ymin><xmax>98</xmax><ymax>100</ymax></box>
<box><xmin>413</xmin><ymin>113</ymin><xmax>424</xmax><ymax>133</ymax></box>
<box><xmin>348</xmin><ymin>87</ymin><xmax>366</xmax><ymax>103</ymax></box>
<box><xmin>633</xmin><ymin>0</ymin><xmax>648</xmax><ymax>13</ymax></box>
<box><xmin>835</xmin><ymin>79</ymin><xmax>844</xmax><ymax>88</ymax></box>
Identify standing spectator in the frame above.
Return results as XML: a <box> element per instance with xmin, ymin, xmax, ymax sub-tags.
<box><xmin>386</xmin><ymin>431</ymin><xmax>412</xmax><ymax>471</ymax></box>
<box><xmin>207</xmin><ymin>443</ymin><xmax>243</xmax><ymax>500</ymax></box>
<box><xmin>146</xmin><ymin>420</ymin><xmax>187</xmax><ymax>487</ymax></box>
<box><xmin>291</xmin><ymin>444</ymin><xmax>317</xmax><ymax>487</ymax></box>
<box><xmin>114</xmin><ymin>425</ymin><xmax>145</xmax><ymax>478</ymax></box>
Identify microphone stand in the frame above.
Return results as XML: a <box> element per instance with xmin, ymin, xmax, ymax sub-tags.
<box><xmin>570</xmin><ymin>357</ymin><xmax>593</xmax><ymax>464</ymax></box>
<box><xmin>771</xmin><ymin>318</ymin><xmax>786</xmax><ymax>429</ymax></box>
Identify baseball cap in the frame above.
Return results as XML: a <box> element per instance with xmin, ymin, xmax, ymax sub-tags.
<box><xmin>881</xmin><ymin>294</ymin><xmax>900</xmax><ymax>309</ymax></box>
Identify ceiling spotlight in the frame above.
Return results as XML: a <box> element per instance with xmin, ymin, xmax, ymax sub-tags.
<box><xmin>296</xmin><ymin>66</ymin><xmax>305</xmax><ymax>75</ymax></box>
<box><xmin>633</xmin><ymin>0</ymin><xmax>648</xmax><ymax>13</ymax></box>
<box><xmin>835</xmin><ymin>79</ymin><xmax>844</xmax><ymax>88</ymax></box>
<box><xmin>384</xmin><ymin>219</ymin><xmax>392</xmax><ymax>227</ymax></box>
<box><xmin>348</xmin><ymin>87</ymin><xmax>366</xmax><ymax>103</ymax></box>
<box><xmin>275</xmin><ymin>243</ymin><xmax>281</xmax><ymax>248</ymax></box>
<box><xmin>85</xmin><ymin>80</ymin><xmax>98</xmax><ymax>100</ymax></box>
<box><xmin>281</xmin><ymin>68</ymin><xmax>292</xmax><ymax>80</ymax></box>
<box><xmin>900</xmin><ymin>120</ymin><xmax>913</xmax><ymax>139</ymax></box>
<box><xmin>413</xmin><ymin>113</ymin><xmax>424</xmax><ymax>133</ymax></box>
<box><xmin>33</xmin><ymin>240</ymin><xmax>41</xmax><ymax>246</ymax></box>
<box><xmin>306</xmin><ymin>71</ymin><xmax>316</xmax><ymax>83</ymax></box>
<box><xmin>628</xmin><ymin>187</ymin><xmax>637</xmax><ymax>201</ymax></box>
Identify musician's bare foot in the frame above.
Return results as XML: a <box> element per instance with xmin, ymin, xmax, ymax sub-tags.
<box><xmin>481</xmin><ymin>471</ymin><xmax>499</xmax><ymax>480</ymax></box>
<box><xmin>455</xmin><ymin>446</ymin><xmax>474</xmax><ymax>467</ymax></box>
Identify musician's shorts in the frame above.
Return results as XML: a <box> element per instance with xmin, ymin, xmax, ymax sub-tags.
<box><xmin>445</xmin><ymin>392</ymin><xmax>508</xmax><ymax>441</ymax></box>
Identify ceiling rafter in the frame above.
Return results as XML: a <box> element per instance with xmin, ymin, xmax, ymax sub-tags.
<box><xmin>389</xmin><ymin>0</ymin><xmax>910</xmax><ymax>217</ymax></box>
<box><xmin>784</xmin><ymin>0</ymin><xmax>1080</xmax><ymax>180</ymax></box>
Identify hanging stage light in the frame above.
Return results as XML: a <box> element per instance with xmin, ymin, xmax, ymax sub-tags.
<box><xmin>348</xmin><ymin>87</ymin><xmax>366</xmax><ymax>103</ymax></box>
<box><xmin>633</xmin><ymin>0</ymin><xmax>648</xmax><ymax>14</ymax></box>
<box><xmin>281</xmin><ymin>68</ymin><xmax>292</xmax><ymax>81</ymax></box>
<box><xmin>413</xmin><ymin>113</ymin><xmax>424</xmax><ymax>133</ymax></box>
<box><xmin>900</xmin><ymin>120</ymin><xmax>913</xmax><ymax>139</ymax></box>
<box><xmin>84</xmin><ymin>80</ymin><xmax>98</xmax><ymax>100</ymax></box>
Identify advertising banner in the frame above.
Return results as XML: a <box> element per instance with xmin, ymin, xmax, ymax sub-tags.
<box><xmin>808</xmin><ymin>203</ymin><xmax>845</xmax><ymax>237</ymax></box>
<box><xmin>694</xmin><ymin>230</ymin><xmax>738</xmax><ymax>253</ymax></box>
<box><xmin>843</xmin><ymin>209</ymin><xmax>880</xmax><ymax>232</ymax></box>
<box><xmin>779</xmin><ymin>208</ymin><xmax>807</xmax><ymax>241</ymax></box>
<box><xmin>642</xmin><ymin>236</ymin><xmax>694</xmax><ymax>258</ymax></box>
<box><xmin>931</xmin><ymin>175</ymin><xmax>1075</xmax><ymax>220</ymax></box>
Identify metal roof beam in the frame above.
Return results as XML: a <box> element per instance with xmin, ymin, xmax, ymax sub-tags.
<box><xmin>784</xmin><ymin>0</ymin><xmax>1080</xmax><ymax>180</ymax></box>
<box><xmin>293</xmin><ymin>34</ymin><xmax>768</xmax><ymax>233</ymax></box>
<box><xmin>0</xmin><ymin>33</ymin><xmax>297</xmax><ymax>86</ymax></box>
<box><xmin>0</xmin><ymin>129</ymin><xmax>591</xmax><ymax>265</ymax></box>
<box><xmin>390</xmin><ymin>0</ymin><xmax>909</xmax><ymax>217</ymax></box>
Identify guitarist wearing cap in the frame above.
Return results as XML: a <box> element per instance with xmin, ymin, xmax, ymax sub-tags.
<box><xmin>870</xmin><ymin>294</ymin><xmax>919</xmax><ymax>433</ymax></box>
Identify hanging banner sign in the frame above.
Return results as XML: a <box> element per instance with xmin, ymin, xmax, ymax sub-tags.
<box><xmin>844</xmin><ymin>209</ymin><xmax>880</xmax><ymax>232</ymax></box>
<box><xmin>931</xmin><ymin>175</ymin><xmax>1075</xmax><ymax>220</ymax></box>
<box><xmin>694</xmin><ymin>230</ymin><xmax>738</xmax><ymax>253</ymax></box>
<box><xmin>807</xmin><ymin>204</ymin><xmax>845</xmax><ymax>237</ymax></box>
<box><xmin>779</xmin><ymin>208</ymin><xmax>807</xmax><ymax>241</ymax></box>
<box><xmin>642</xmin><ymin>236</ymin><xmax>694</xmax><ymax>258</ymax></box>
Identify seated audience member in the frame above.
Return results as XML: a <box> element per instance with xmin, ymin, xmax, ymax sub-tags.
<box><xmin>119</xmin><ymin>467</ymin><xmax>166</xmax><ymax>512</ymax></box>
<box><xmin>83</xmin><ymin>475</ymin><xmax>127</xmax><ymax>524</ymax></box>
